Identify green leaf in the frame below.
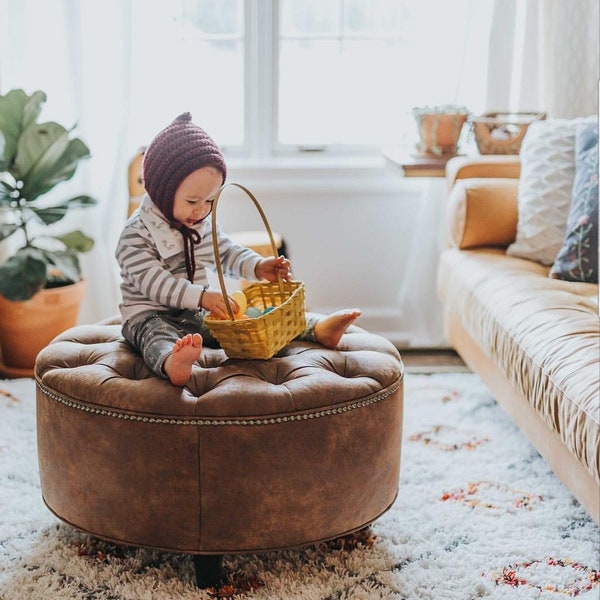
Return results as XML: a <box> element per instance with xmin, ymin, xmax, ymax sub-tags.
<box><xmin>42</xmin><ymin>248</ymin><xmax>81</xmax><ymax>283</ymax></box>
<box><xmin>0</xmin><ymin>184</ymin><xmax>16</xmax><ymax>203</ymax></box>
<box><xmin>17</xmin><ymin>123</ymin><xmax>90</xmax><ymax>202</ymax></box>
<box><xmin>64</xmin><ymin>194</ymin><xmax>97</xmax><ymax>208</ymax></box>
<box><xmin>53</xmin><ymin>230</ymin><xmax>95</xmax><ymax>253</ymax></box>
<box><xmin>44</xmin><ymin>137</ymin><xmax>91</xmax><ymax>187</ymax></box>
<box><xmin>30</xmin><ymin>195</ymin><xmax>97</xmax><ymax>226</ymax></box>
<box><xmin>14</xmin><ymin>122</ymin><xmax>69</xmax><ymax>185</ymax></box>
<box><xmin>22</xmin><ymin>91</ymin><xmax>47</xmax><ymax>130</ymax></box>
<box><xmin>0</xmin><ymin>222</ymin><xmax>20</xmax><ymax>242</ymax></box>
<box><xmin>28</xmin><ymin>205</ymin><xmax>66</xmax><ymax>226</ymax></box>
<box><xmin>0</xmin><ymin>132</ymin><xmax>5</xmax><ymax>169</ymax></box>
<box><xmin>0</xmin><ymin>247</ymin><xmax>47</xmax><ymax>301</ymax></box>
<box><xmin>0</xmin><ymin>89</ymin><xmax>46</xmax><ymax>171</ymax></box>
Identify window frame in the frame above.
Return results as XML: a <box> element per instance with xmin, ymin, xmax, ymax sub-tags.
<box><xmin>228</xmin><ymin>0</ymin><xmax>495</xmax><ymax>164</ymax></box>
<box><xmin>233</xmin><ymin>0</ymin><xmax>389</xmax><ymax>161</ymax></box>
<box><xmin>245</xmin><ymin>0</ymin><xmax>277</xmax><ymax>160</ymax></box>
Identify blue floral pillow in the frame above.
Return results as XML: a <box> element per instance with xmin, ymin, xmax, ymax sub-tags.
<box><xmin>550</xmin><ymin>119</ymin><xmax>598</xmax><ymax>283</ymax></box>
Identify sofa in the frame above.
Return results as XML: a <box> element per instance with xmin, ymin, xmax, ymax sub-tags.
<box><xmin>437</xmin><ymin>117</ymin><xmax>599</xmax><ymax>525</ymax></box>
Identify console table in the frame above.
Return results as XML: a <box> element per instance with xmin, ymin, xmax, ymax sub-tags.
<box><xmin>382</xmin><ymin>148</ymin><xmax>457</xmax><ymax>178</ymax></box>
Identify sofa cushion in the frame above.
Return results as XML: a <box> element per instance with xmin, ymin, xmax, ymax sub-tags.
<box><xmin>550</xmin><ymin>119</ymin><xmax>599</xmax><ymax>283</ymax></box>
<box><xmin>446</xmin><ymin>178</ymin><xmax>519</xmax><ymax>249</ymax></box>
<box><xmin>438</xmin><ymin>247</ymin><xmax>600</xmax><ymax>484</ymax></box>
<box><xmin>506</xmin><ymin>118</ymin><xmax>593</xmax><ymax>265</ymax></box>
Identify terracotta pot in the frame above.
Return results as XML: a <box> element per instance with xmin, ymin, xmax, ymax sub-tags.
<box><xmin>0</xmin><ymin>280</ymin><xmax>86</xmax><ymax>376</ymax></box>
<box><xmin>414</xmin><ymin>112</ymin><xmax>468</xmax><ymax>157</ymax></box>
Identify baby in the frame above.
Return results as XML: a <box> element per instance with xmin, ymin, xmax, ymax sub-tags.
<box><xmin>116</xmin><ymin>113</ymin><xmax>360</xmax><ymax>386</ymax></box>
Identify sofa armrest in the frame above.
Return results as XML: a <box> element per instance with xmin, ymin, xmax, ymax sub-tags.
<box><xmin>447</xmin><ymin>178</ymin><xmax>519</xmax><ymax>249</ymax></box>
<box><xmin>446</xmin><ymin>156</ymin><xmax>521</xmax><ymax>189</ymax></box>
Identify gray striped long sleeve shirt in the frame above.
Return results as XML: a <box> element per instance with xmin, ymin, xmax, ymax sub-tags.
<box><xmin>115</xmin><ymin>194</ymin><xmax>262</xmax><ymax>324</ymax></box>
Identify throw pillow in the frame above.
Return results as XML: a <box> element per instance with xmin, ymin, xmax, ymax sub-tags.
<box><xmin>506</xmin><ymin>117</ymin><xmax>594</xmax><ymax>265</ymax></box>
<box><xmin>549</xmin><ymin>118</ymin><xmax>599</xmax><ymax>283</ymax></box>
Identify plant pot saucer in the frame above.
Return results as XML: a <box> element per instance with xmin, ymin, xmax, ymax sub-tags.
<box><xmin>0</xmin><ymin>355</ymin><xmax>34</xmax><ymax>379</ymax></box>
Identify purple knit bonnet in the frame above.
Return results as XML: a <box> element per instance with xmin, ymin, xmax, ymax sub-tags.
<box><xmin>142</xmin><ymin>113</ymin><xmax>227</xmax><ymax>281</ymax></box>
<box><xmin>142</xmin><ymin>112</ymin><xmax>227</xmax><ymax>221</ymax></box>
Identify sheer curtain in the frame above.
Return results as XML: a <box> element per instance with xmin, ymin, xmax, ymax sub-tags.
<box><xmin>395</xmin><ymin>0</ymin><xmax>599</xmax><ymax>348</ymax></box>
<box><xmin>486</xmin><ymin>0</ymin><xmax>599</xmax><ymax>117</ymax></box>
<box><xmin>540</xmin><ymin>0</ymin><xmax>599</xmax><ymax>118</ymax></box>
<box><xmin>0</xmin><ymin>0</ymin><xmax>133</xmax><ymax>323</ymax></box>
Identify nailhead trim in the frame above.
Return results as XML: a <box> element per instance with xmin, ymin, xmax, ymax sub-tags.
<box><xmin>35</xmin><ymin>379</ymin><xmax>402</xmax><ymax>427</ymax></box>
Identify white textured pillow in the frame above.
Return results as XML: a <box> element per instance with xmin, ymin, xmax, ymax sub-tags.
<box><xmin>507</xmin><ymin>118</ymin><xmax>591</xmax><ymax>265</ymax></box>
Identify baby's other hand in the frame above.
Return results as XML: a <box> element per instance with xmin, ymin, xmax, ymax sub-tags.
<box><xmin>201</xmin><ymin>289</ymin><xmax>240</xmax><ymax>319</ymax></box>
<box><xmin>255</xmin><ymin>256</ymin><xmax>292</xmax><ymax>282</ymax></box>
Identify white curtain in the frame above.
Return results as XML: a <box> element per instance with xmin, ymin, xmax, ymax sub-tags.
<box><xmin>0</xmin><ymin>0</ymin><xmax>133</xmax><ymax>323</ymax></box>
<box><xmin>540</xmin><ymin>0</ymin><xmax>599</xmax><ymax>118</ymax></box>
<box><xmin>396</xmin><ymin>0</ymin><xmax>599</xmax><ymax>348</ymax></box>
<box><xmin>395</xmin><ymin>178</ymin><xmax>448</xmax><ymax>348</ymax></box>
<box><xmin>486</xmin><ymin>0</ymin><xmax>599</xmax><ymax>118</ymax></box>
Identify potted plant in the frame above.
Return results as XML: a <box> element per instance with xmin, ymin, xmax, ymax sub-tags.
<box><xmin>412</xmin><ymin>104</ymin><xmax>470</xmax><ymax>157</ymax></box>
<box><xmin>0</xmin><ymin>89</ymin><xmax>97</xmax><ymax>375</ymax></box>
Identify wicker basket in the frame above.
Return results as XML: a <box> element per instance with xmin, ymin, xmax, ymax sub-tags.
<box><xmin>471</xmin><ymin>112</ymin><xmax>546</xmax><ymax>155</ymax></box>
<box><xmin>203</xmin><ymin>183</ymin><xmax>306</xmax><ymax>359</ymax></box>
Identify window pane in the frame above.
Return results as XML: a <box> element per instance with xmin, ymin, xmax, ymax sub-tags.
<box><xmin>278</xmin><ymin>0</ymin><xmax>494</xmax><ymax>148</ymax></box>
<box><xmin>130</xmin><ymin>0</ymin><xmax>244</xmax><ymax>149</ymax></box>
<box><xmin>279</xmin><ymin>40</ymin><xmax>406</xmax><ymax>146</ymax></box>
<box><xmin>183</xmin><ymin>0</ymin><xmax>241</xmax><ymax>35</ymax></box>
<box><xmin>280</xmin><ymin>0</ymin><xmax>339</xmax><ymax>36</ymax></box>
<box><xmin>343</xmin><ymin>0</ymin><xmax>407</xmax><ymax>37</ymax></box>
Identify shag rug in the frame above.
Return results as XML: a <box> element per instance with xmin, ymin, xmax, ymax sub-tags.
<box><xmin>0</xmin><ymin>373</ymin><xmax>598</xmax><ymax>600</ymax></box>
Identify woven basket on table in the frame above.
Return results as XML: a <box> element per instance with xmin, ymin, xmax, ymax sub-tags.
<box><xmin>203</xmin><ymin>183</ymin><xmax>306</xmax><ymax>360</ymax></box>
<box><xmin>471</xmin><ymin>111</ymin><xmax>546</xmax><ymax>155</ymax></box>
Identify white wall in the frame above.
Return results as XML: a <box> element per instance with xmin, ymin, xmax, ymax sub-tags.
<box><xmin>0</xmin><ymin>153</ymin><xmax>448</xmax><ymax>348</ymax></box>
<box><xmin>216</xmin><ymin>158</ymin><xmax>448</xmax><ymax>348</ymax></box>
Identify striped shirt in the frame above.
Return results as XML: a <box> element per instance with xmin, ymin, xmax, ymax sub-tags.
<box><xmin>115</xmin><ymin>194</ymin><xmax>262</xmax><ymax>324</ymax></box>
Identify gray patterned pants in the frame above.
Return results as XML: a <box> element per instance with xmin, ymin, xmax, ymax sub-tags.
<box><xmin>122</xmin><ymin>309</ymin><xmax>318</xmax><ymax>379</ymax></box>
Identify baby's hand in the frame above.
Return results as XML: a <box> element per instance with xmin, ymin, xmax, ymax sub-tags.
<box><xmin>255</xmin><ymin>256</ymin><xmax>292</xmax><ymax>282</ymax></box>
<box><xmin>201</xmin><ymin>289</ymin><xmax>240</xmax><ymax>319</ymax></box>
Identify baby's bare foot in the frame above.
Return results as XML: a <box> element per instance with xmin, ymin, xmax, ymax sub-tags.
<box><xmin>314</xmin><ymin>309</ymin><xmax>361</xmax><ymax>349</ymax></box>
<box><xmin>163</xmin><ymin>333</ymin><xmax>203</xmax><ymax>386</ymax></box>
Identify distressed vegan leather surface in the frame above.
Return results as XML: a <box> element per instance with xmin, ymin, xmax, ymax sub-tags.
<box><xmin>35</xmin><ymin>319</ymin><xmax>404</xmax><ymax>554</ymax></box>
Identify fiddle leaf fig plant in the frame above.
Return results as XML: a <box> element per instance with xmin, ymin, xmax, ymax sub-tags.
<box><xmin>0</xmin><ymin>89</ymin><xmax>97</xmax><ymax>301</ymax></box>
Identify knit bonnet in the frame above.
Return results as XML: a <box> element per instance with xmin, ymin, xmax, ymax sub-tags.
<box><xmin>142</xmin><ymin>112</ymin><xmax>227</xmax><ymax>222</ymax></box>
<box><xmin>142</xmin><ymin>113</ymin><xmax>227</xmax><ymax>282</ymax></box>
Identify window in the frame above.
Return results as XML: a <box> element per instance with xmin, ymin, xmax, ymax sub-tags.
<box><xmin>129</xmin><ymin>0</ymin><xmax>246</xmax><ymax>149</ymax></box>
<box><xmin>129</xmin><ymin>0</ymin><xmax>494</xmax><ymax>159</ymax></box>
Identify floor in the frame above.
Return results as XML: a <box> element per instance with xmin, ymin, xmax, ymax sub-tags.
<box><xmin>398</xmin><ymin>349</ymin><xmax>470</xmax><ymax>374</ymax></box>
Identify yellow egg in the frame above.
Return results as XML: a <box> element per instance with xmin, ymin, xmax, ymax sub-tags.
<box><xmin>231</xmin><ymin>290</ymin><xmax>247</xmax><ymax>315</ymax></box>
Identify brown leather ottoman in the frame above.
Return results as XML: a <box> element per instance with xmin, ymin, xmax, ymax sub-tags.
<box><xmin>35</xmin><ymin>316</ymin><xmax>403</xmax><ymax>584</ymax></box>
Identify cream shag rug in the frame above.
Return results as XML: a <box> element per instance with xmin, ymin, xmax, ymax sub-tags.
<box><xmin>0</xmin><ymin>374</ymin><xmax>598</xmax><ymax>600</ymax></box>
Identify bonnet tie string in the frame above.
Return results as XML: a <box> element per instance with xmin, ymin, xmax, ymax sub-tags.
<box><xmin>179</xmin><ymin>225</ymin><xmax>202</xmax><ymax>282</ymax></box>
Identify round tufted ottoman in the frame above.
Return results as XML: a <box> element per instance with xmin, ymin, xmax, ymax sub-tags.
<box><xmin>35</xmin><ymin>316</ymin><xmax>403</xmax><ymax>584</ymax></box>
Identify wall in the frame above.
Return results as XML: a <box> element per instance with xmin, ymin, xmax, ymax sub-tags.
<box><xmin>0</xmin><ymin>155</ymin><xmax>448</xmax><ymax>348</ymax></box>
<box><xmin>217</xmin><ymin>158</ymin><xmax>448</xmax><ymax>348</ymax></box>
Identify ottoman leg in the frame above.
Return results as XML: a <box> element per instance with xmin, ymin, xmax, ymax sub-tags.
<box><xmin>193</xmin><ymin>554</ymin><xmax>223</xmax><ymax>588</ymax></box>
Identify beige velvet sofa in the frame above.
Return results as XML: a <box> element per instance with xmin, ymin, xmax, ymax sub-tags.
<box><xmin>437</xmin><ymin>156</ymin><xmax>600</xmax><ymax>525</ymax></box>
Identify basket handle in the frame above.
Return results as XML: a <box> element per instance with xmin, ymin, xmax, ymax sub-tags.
<box><xmin>210</xmin><ymin>182</ymin><xmax>284</xmax><ymax>321</ymax></box>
